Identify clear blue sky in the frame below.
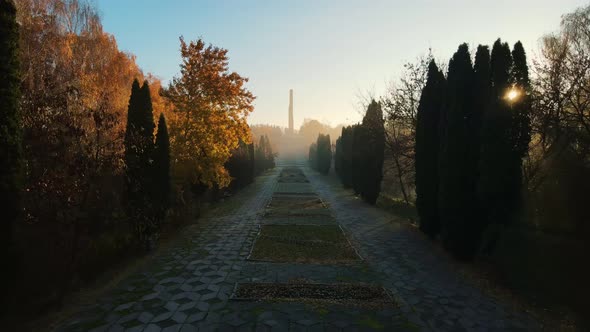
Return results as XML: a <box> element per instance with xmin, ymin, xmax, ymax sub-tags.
<box><xmin>97</xmin><ymin>0</ymin><xmax>586</xmax><ymax>129</ymax></box>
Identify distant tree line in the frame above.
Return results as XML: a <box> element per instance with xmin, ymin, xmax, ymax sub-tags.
<box><xmin>250</xmin><ymin>124</ymin><xmax>282</xmax><ymax>154</ymax></box>
<box><xmin>299</xmin><ymin>119</ymin><xmax>343</xmax><ymax>147</ymax></box>
<box><xmin>309</xmin><ymin>133</ymin><xmax>332</xmax><ymax>175</ymax></box>
<box><xmin>225</xmin><ymin>134</ymin><xmax>275</xmax><ymax>190</ymax></box>
<box><xmin>334</xmin><ymin>100</ymin><xmax>385</xmax><ymax>204</ymax></box>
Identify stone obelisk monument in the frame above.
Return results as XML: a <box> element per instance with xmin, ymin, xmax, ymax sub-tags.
<box><xmin>288</xmin><ymin>89</ymin><xmax>294</xmax><ymax>134</ymax></box>
<box><xmin>280</xmin><ymin>88</ymin><xmax>305</xmax><ymax>158</ymax></box>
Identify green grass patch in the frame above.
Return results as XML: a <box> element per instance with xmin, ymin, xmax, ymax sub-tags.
<box><xmin>249</xmin><ymin>225</ymin><xmax>359</xmax><ymax>263</ymax></box>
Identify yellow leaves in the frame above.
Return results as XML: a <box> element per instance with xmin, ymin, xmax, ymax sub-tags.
<box><xmin>167</xmin><ymin>37</ymin><xmax>256</xmax><ymax>188</ymax></box>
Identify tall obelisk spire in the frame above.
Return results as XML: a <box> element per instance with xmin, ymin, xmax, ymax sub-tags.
<box><xmin>288</xmin><ymin>89</ymin><xmax>294</xmax><ymax>134</ymax></box>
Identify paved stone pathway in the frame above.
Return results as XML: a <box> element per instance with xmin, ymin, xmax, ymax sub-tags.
<box><xmin>58</xmin><ymin>159</ymin><xmax>538</xmax><ymax>332</ymax></box>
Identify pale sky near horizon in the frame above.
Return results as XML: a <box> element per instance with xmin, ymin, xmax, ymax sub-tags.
<box><xmin>97</xmin><ymin>0</ymin><xmax>587</xmax><ymax>129</ymax></box>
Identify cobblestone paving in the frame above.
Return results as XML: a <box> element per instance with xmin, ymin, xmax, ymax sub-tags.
<box><xmin>58</xmin><ymin>159</ymin><xmax>538</xmax><ymax>332</ymax></box>
<box><xmin>304</xmin><ymin>166</ymin><xmax>539</xmax><ymax>332</ymax></box>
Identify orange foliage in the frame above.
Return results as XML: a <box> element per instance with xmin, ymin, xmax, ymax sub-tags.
<box><xmin>166</xmin><ymin>37</ymin><xmax>255</xmax><ymax>187</ymax></box>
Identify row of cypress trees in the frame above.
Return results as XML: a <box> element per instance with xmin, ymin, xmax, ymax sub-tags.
<box><xmin>124</xmin><ymin>79</ymin><xmax>171</xmax><ymax>249</ymax></box>
<box><xmin>226</xmin><ymin>134</ymin><xmax>275</xmax><ymax>189</ymax></box>
<box><xmin>415</xmin><ymin>40</ymin><xmax>531</xmax><ymax>258</ymax></box>
<box><xmin>309</xmin><ymin>134</ymin><xmax>332</xmax><ymax>175</ymax></box>
<box><xmin>226</xmin><ymin>141</ymin><xmax>255</xmax><ymax>189</ymax></box>
<box><xmin>255</xmin><ymin>135</ymin><xmax>275</xmax><ymax>175</ymax></box>
<box><xmin>334</xmin><ymin>100</ymin><xmax>385</xmax><ymax>204</ymax></box>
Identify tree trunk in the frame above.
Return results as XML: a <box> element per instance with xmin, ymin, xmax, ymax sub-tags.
<box><xmin>393</xmin><ymin>154</ymin><xmax>410</xmax><ymax>205</ymax></box>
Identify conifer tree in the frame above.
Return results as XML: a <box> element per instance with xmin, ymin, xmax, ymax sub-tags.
<box><xmin>335</xmin><ymin>135</ymin><xmax>343</xmax><ymax>176</ymax></box>
<box><xmin>467</xmin><ymin>45</ymin><xmax>492</xmax><ymax>239</ymax></box>
<box><xmin>124</xmin><ymin>79</ymin><xmax>142</xmax><ymax>206</ymax></box>
<box><xmin>415</xmin><ymin>60</ymin><xmax>445</xmax><ymax>237</ymax></box>
<box><xmin>439</xmin><ymin>44</ymin><xmax>480</xmax><ymax>258</ymax></box>
<box><xmin>340</xmin><ymin>126</ymin><xmax>355</xmax><ymax>188</ymax></box>
<box><xmin>264</xmin><ymin>135</ymin><xmax>275</xmax><ymax>169</ymax></box>
<box><xmin>479</xmin><ymin>39</ymin><xmax>514</xmax><ymax>232</ymax></box>
<box><xmin>351</xmin><ymin>124</ymin><xmax>366</xmax><ymax>195</ymax></box>
<box><xmin>248</xmin><ymin>142</ymin><xmax>255</xmax><ymax>181</ymax></box>
<box><xmin>360</xmin><ymin>100</ymin><xmax>385</xmax><ymax>204</ymax></box>
<box><xmin>510</xmin><ymin>41</ymin><xmax>532</xmax><ymax>177</ymax></box>
<box><xmin>154</xmin><ymin>113</ymin><xmax>171</xmax><ymax>222</ymax></box>
<box><xmin>309</xmin><ymin>142</ymin><xmax>317</xmax><ymax>170</ymax></box>
<box><xmin>316</xmin><ymin>134</ymin><xmax>332</xmax><ymax>175</ymax></box>
<box><xmin>124</xmin><ymin>80</ymin><xmax>157</xmax><ymax>247</ymax></box>
<box><xmin>0</xmin><ymin>0</ymin><xmax>21</xmax><ymax>260</ymax></box>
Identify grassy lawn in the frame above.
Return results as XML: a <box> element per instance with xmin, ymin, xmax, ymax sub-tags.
<box><xmin>266</xmin><ymin>196</ymin><xmax>330</xmax><ymax>217</ymax></box>
<box><xmin>249</xmin><ymin>225</ymin><xmax>359</xmax><ymax>263</ymax></box>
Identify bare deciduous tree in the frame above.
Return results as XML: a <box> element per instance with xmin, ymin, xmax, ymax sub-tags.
<box><xmin>380</xmin><ymin>54</ymin><xmax>432</xmax><ymax>204</ymax></box>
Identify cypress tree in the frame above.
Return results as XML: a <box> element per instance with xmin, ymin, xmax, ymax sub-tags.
<box><xmin>308</xmin><ymin>142</ymin><xmax>317</xmax><ymax>170</ymax></box>
<box><xmin>124</xmin><ymin>79</ymin><xmax>157</xmax><ymax>247</ymax></box>
<box><xmin>140</xmin><ymin>81</ymin><xmax>156</xmax><ymax>213</ymax></box>
<box><xmin>124</xmin><ymin>79</ymin><xmax>142</xmax><ymax>208</ymax></box>
<box><xmin>415</xmin><ymin>60</ymin><xmax>445</xmax><ymax>237</ymax></box>
<box><xmin>139</xmin><ymin>81</ymin><xmax>156</xmax><ymax>157</ymax></box>
<box><xmin>510</xmin><ymin>41</ymin><xmax>532</xmax><ymax>177</ymax></box>
<box><xmin>439</xmin><ymin>43</ymin><xmax>479</xmax><ymax>258</ymax></box>
<box><xmin>340</xmin><ymin>126</ymin><xmax>355</xmax><ymax>188</ymax></box>
<box><xmin>360</xmin><ymin>100</ymin><xmax>385</xmax><ymax>205</ymax></box>
<box><xmin>479</xmin><ymin>39</ymin><xmax>514</xmax><ymax>233</ymax></box>
<box><xmin>248</xmin><ymin>142</ymin><xmax>255</xmax><ymax>182</ymax></box>
<box><xmin>351</xmin><ymin>123</ymin><xmax>366</xmax><ymax>195</ymax></box>
<box><xmin>467</xmin><ymin>45</ymin><xmax>492</xmax><ymax>241</ymax></box>
<box><xmin>317</xmin><ymin>134</ymin><xmax>331</xmax><ymax>175</ymax></box>
<box><xmin>0</xmin><ymin>0</ymin><xmax>21</xmax><ymax>264</ymax></box>
<box><xmin>334</xmin><ymin>135</ymin><xmax>342</xmax><ymax>176</ymax></box>
<box><xmin>264</xmin><ymin>135</ymin><xmax>275</xmax><ymax>169</ymax></box>
<box><xmin>154</xmin><ymin>113</ymin><xmax>171</xmax><ymax>221</ymax></box>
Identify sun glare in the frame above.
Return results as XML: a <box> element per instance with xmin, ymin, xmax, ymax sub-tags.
<box><xmin>506</xmin><ymin>88</ymin><xmax>520</xmax><ymax>101</ymax></box>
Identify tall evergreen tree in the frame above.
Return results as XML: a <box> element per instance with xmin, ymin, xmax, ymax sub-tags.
<box><xmin>439</xmin><ymin>44</ymin><xmax>480</xmax><ymax>258</ymax></box>
<box><xmin>351</xmin><ymin>124</ymin><xmax>365</xmax><ymax>194</ymax></box>
<box><xmin>154</xmin><ymin>113</ymin><xmax>171</xmax><ymax>221</ymax></box>
<box><xmin>0</xmin><ymin>0</ymin><xmax>21</xmax><ymax>264</ymax></box>
<box><xmin>316</xmin><ymin>134</ymin><xmax>332</xmax><ymax>175</ymax></box>
<box><xmin>124</xmin><ymin>80</ymin><xmax>156</xmax><ymax>247</ymax></box>
<box><xmin>334</xmin><ymin>135</ymin><xmax>343</xmax><ymax>176</ymax></box>
<box><xmin>360</xmin><ymin>100</ymin><xmax>385</xmax><ymax>204</ymax></box>
<box><xmin>308</xmin><ymin>142</ymin><xmax>317</xmax><ymax>169</ymax></box>
<box><xmin>248</xmin><ymin>142</ymin><xmax>255</xmax><ymax>180</ymax></box>
<box><xmin>264</xmin><ymin>135</ymin><xmax>275</xmax><ymax>169</ymax></box>
<box><xmin>124</xmin><ymin>79</ymin><xmax>142</xmax><ymax>193</ymax></box>
<box><xmin>415</xmin><ymin>60</ymin><xmax>445</xmax><ymax>237</ymax></box>
<box><xmin>467</xmin><ymin>45</ymin><xmax>493</xmax><ymax>241</ymax></box>
<box><xmin>479</xmin><ymin>39</ymin><xmax>515</xmax><ymax>233</ymax></box>
<box><xmin>510</xmin><ymin>41</ymin><xmax>532</xmax><ymax>176</ymax></box>
<box><xmin>340</xmin><ymin>126</ymin><xmax>355</xmax><ymax>188</ymax></box>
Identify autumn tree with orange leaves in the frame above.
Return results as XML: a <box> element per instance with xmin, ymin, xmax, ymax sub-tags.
<box><xmin>166</xmin><ymin>37</ymin><xmax>255</xmax><ymax>187</ymax></box>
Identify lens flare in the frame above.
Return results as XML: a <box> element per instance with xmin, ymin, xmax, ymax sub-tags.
<box><xmin>506</xmin><ymin>88</ymin><xmax>520</xmax><ymax>101</ymax></box>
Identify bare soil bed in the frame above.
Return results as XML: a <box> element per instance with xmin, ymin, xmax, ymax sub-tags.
<box><xmin>232</xmin><ymin>282</ymin><xmax>396</xmax><ymax>308</ymax></box>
